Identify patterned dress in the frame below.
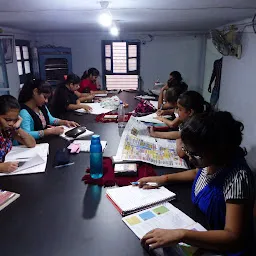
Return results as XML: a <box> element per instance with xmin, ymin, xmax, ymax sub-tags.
<box><xmin>0</xmin><ymin>130</ymin><xmax>13</xmax><ymax>163</ymax></box>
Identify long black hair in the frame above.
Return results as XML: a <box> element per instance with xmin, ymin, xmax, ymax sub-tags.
<box><xmin>178</xmin><ymin>91</ymin><xmax>211</xmax><ymax>114</ymax></box>
<box><xmin>181</xmin><ymin>111</ymin><xmax>246</xmax><ymax>165</ymax></box>
<box><xmin>65</xmin><ymin>74</ymin><xmax>81</xmax><ymax>85</ymax></box>
<box><xmin>18</xmin><ymin>79</ymin><xmax>52</xmax><ymax>104</ymax></box>
<box><xmin>81</xmin><ymin>68</ymin><xmax>100</xmax><ymax>80</ymax></box>
<box><xmin>0</xmin><ymin>95</ymin><xmax>20</xmax><ymax>115</ymax></box>
<box><xmin>165</xmin><ymin>87</ymin><xmax>185</xmax><ymax>104</ymax></box>
<box><xmin>168</xmin><ymin>71</ymin><xmax>188</xmax><ymax>92</ymax></box>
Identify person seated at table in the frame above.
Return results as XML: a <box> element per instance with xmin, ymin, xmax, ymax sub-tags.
<box><xmin>158</xmin><ymin>71</ymin><xmax>188</xmax><ymax>114</ymax></box>
<box><xmin>18</xmin><ymin>79</ymin><xmax>79</xmax><ymax>140</ymax></box>
<box><xmin>50</xmin><ymin>74</ymin><xmax>92</xmax><ymax>118</ymax></box>
<box><xmin>0</xmin><ymin>95</ymin><xmax>36</xmax><ymax>173</ymax></box>
<box><xmin>150</xmin><ymin>91</ymin><xmax>211</xmax><ymax>158</ymax></box>
<box><xmin>79</xmin><ymin>68</ymin><xmax>106</xmax><ymax>94</ymax></box>
<box><xmin>156</xmin><ymin>86</ymin><xmax>184</xmax><ymax>117</ymax></box>
<box><xmin>139</xmin><ymin>111</ymin><xmax>255</xmax><ymax>256</ymax></box>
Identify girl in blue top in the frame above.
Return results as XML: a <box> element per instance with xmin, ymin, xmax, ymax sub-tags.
<box><xmin>18</xmin><ymin>80</ymin><xmax>79</xmax><ymax>139</ymax></box>
<box><xmin>139</xmin><ymin>111</ymin><xmax>255</xmax><ymax>255</ymax></box>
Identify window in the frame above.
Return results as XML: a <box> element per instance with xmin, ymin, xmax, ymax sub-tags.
<box><xmin>102</xmin><ymin>41</ymin><xmax>140</xmax><ymax>90</ymax></box>
<box><xmin>15</xmin><ymin>40</ymin><xmax>32</xmax><ymax>87</ymax></box>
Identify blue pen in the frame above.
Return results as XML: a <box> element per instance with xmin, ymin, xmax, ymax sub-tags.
<box><xmin>55</xmin><ymin>162</ymin><xmax>75</xmax><ymax>169</ymax></box>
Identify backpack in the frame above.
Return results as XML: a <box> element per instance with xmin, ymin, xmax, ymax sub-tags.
<box><xmin>134</xmin><ymin>99</ymin><xmax>156</xmax><ymax>116</ymax></box>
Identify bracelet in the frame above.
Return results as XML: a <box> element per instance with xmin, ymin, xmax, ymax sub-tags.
<box><xmin>14</xmin><ymin>126</ymin><xmax>20</xmax><ymax>131</ymax></box>
<box><xmin>39</xmin><ymin>130</ymin><xmax>44</xmax><ymax>138</ymax></box>
<box><xmin>163</xmin><ymin>175</ymin><xmax>169</xmax><ymax>183</ymax></box>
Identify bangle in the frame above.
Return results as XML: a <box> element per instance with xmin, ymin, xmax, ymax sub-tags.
<box><xmin>39</xmin><ymin>130</ymin><xmax>44</xmax><ymax>138</ymax></box>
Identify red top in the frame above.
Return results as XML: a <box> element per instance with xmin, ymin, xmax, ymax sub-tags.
<box><xmin>79</xmin><ymin>79</ymin><xmax>98</xmax><ymax>93</ymax></box>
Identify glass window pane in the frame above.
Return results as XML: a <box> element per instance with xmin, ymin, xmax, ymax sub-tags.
<box><xmin>105</xmin><ymin>45</ymin><xmax>111</xmax><ymax>57</ymax></box>
<box><xmin>128</xmin><ymin>45</ymin><xmax>137</xmax><ymax>58</ymax></box>
<box><xmin>16</xmin><ymin>46</ymin><xmax>21</xmax><ymax>60</ymax></box>
<box><xmin>17</xmin><ymin>61</ymin><xmax>23</xmax><ymax>75</ymax></box>
<box><xmin>105</xmin><ymin>58</ymin><xmax>111</xmax><ymax>71</ymax></box>
<box><xmin>128</xmin><ymin>58</ymin><xmax>137</xmax><ymax>71</ymax></box>
<box><xmin>113</xmin><ymin>42</ymin><xmax>127</xmax><ymax>73</ymax></box>
<box><xmin>24</xmin><ymin>61</ymin><xmax>31</xmax><ymax>74</ymax></box>
<box><xmin>22</xmin><ymin>46</ymin><xmax>29</xmax><ymax>59</ymax></box>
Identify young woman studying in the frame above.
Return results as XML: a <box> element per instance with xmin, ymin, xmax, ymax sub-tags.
<box><xmin>50</xmin><ymin>74</ymin><xmax>92</xmax><ymax>118</ymax></box>
<box><xmin>157</xmin><ymin>71</ymin><xmax>188</xmax><ymax>114</ymax></box>
<box><xmin>150</xmin><ymin>91</ymin><xmax>210</xmax><ymax>140</ymax></box>
<box><xmin>18</xmin><ymin>79</ymin><xmax>79</xmax><ymax>140</ymax></box>
<box><xmin>0</xmin><ymin>95</ymin><xmax>36</xmax><ymax>173</ymax></box>
<box><xmin>79</xmin><ymin>68</ymin><xmax>106</xmax><ymax>94</ymax></box>
<box><xmin>139</xmin><ymin>111</ymin><xmax>255</xmax><ymax>255</ymax></box>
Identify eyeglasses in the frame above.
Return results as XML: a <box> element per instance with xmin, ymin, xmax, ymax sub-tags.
<box><xmin>181</xmin><ymin>146</ymin><xmax>202</xmax><ymax>160</ymax></box>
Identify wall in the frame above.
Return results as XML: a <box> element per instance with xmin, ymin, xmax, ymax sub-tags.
<box><xmin>35</xmin><ymin>32</ymin><xmax>206</xmax><ymax>92</ymax></box>
<box><xmin>218</xmin><ymin>19</ymin><xmax>256</xmax><ymax>169</ymax></box>
<box><xmin>0</xmin><ymin>26</ymin><xmax>34</xmax><ymax>97</ymax></box>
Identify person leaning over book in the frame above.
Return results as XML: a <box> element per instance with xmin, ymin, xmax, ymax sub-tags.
<box><xmin>50</xmin><ymin>74</ymin><xmax>92</xmax><ymax>118</ymax></box>
<box><xmin>0</xmin><ymin>95</ymin><xmax>36</xmax><ymax>173</ymax></box>
<box><xmin>18</xmin><ymin>79</ymin><xmax>79</xmax><ymax>140</ymax></box>
<box><xmin>139</xmin><ymin>111</ymin><xmax>255</xmax><ymax>256</ymax></box>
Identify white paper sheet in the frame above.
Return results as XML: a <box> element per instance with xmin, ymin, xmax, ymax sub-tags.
<box><xmin>5</xmin><ymin>143</ymin><xmax>49</xmax><ymax>160</ymax></box>
<box><xmin>75</xmin><ymin>103</ymin><xmax>115</xmax><ymax>115</ymax></box>
<box><xmin>60</xmin><ymin>126</ymin><xmax>94</xmax><ymax>141</ymax></box>
<box><xmin>149</xmin><ymin>100</ymin><xmax>159</xmax><ymax>109</ymax></box>
<box><xmin>122</xmin><ymin>203</ymin><xmax>196</xmax><ymax>239</ymax></box>
<box><xmin>94</xmin><ymin>94</ymin><xmax>108</xmax><ymax>97</ymax></box>
<box><xmin>1</xmin><ymin>154</ymin><xmax>47</xmax><ymax>176</ymax></box>
<box><xmin>135</xmin><ymin>113</ymin><xmax>172</xmax><ymax>124</ymax></box>
<box><xmin>73</xmin><ymin>140</ymin><xmax>107</xmax><ymax>152</ymax></box>
<box><xmin>135</xmin><ymin>95</ymin><xmax>156</xmax><ymax>100</ymax></box>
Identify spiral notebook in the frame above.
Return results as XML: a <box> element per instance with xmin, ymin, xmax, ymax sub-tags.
<box><xmin>106</xmin><ymin>185</ymin><xmax>176</xmax><ymax>216</ymax></box>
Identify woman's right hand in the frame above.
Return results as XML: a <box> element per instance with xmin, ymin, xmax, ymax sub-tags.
<box><xmin>47</xmin><ymin>126</ymin><xmax>64</xmax><ymax>135</ymax></box>
<box><xmin>137</xmin><ymin>176</ymin><xmax>166</xmax><ymax>189</ymax></box>
<box><xmin>83</xmin><ymin>105</ymin><xmax>92</xmax><ymax>112</ymax></box>
<box><xmin>0</xmin><ymin>162</ymin><xmax>19</xmax><ymax>173</ymax></box>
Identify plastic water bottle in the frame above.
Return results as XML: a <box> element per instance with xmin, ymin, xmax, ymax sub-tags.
<box><xmin>90</xmin><ymin>135</ymin><xmax>103</xmax><ymax>179</ymax></box>
<box><xmin>118</xmin><ymin>101</ymin><xmax>125</xmax><ymax>128</ymax></box>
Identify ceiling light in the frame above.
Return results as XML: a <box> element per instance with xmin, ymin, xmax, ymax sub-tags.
<box><xmin>99</xmin><ymin>11</ymin><xmax>112</xmax><ymax>27</ymax></box>
<box><xmin>110</xmin><ymin>25</ymin><xmax>119</xmax><ymax>36</ymax></box>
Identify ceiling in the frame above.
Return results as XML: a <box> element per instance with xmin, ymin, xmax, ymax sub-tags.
<box><xmin>0</xmin><ymin>0</ymin><xmax>255</xmax><ymax>33</ymax></box>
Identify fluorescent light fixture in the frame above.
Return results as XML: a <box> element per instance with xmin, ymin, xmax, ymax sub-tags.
<box><xmin>99</xmin><ymin>11</ymin><xmax>112</xmax><ymax>27</ymax></box>
<box><xmin>110</xmin><ymin>25</ymin><xmax>119</xmax><ymax>36</ymax></box>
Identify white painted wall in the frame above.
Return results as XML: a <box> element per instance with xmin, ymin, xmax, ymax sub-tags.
<box><xmin>0</xmin><ymin>26</ymin><xmax>34</xmax><ymax>97</ymax></box>
<box><xmin>35</xmin><ymin>32</ymin><xmax>206</xmax><ymax>92</ymax></box>
<box><xmin>218</xmin><ymin>20</ymin><xmax>256</xmax><ymax>169</ymax></box>
<box><xmin>202</xmin><ymin>39</ymin><xmax>222</xmax><ymax>103</ymax></box>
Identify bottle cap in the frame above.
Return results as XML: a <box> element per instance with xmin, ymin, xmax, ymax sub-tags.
<box><xmin>120</xmin><ymin>101</ymin><xmax>123</xmax><ymax>104</ymax></box>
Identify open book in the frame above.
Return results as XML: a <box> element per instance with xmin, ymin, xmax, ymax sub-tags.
<box><xmin>135</xmin><ymin>113</ymin><xmax>172</xmax><ymax>124</ymax></box>
<box><xmin>106</xmin><ymin>185</ymin><xmax>176</xmax><ymax>216</ymax></box>
<box><xmin>123</xmin><ymin>202</ymin><xmax>207</xmax><ymax>256</ymax></box>
<box><xmin>0</xmin><ymin>190</ymin><xmax>20</xmax><ymax>211</ymax></box>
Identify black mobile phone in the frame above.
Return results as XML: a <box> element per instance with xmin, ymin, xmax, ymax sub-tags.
<box><xmin>65</xmin><ymin>126</ymin><xmax>87</xmax><ymax>138</ymax></box>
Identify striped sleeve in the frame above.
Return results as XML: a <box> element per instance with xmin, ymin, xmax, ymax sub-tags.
<box><xmin>224</xmin><ymin>169</ymin><xmax>255</xmax><ymax>201</ymax></box>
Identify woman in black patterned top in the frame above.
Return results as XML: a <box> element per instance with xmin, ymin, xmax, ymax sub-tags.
<box><xmin>139</xmin><ymin>111</ymin><xmax>255</xmax><ymax>255</ymax></box>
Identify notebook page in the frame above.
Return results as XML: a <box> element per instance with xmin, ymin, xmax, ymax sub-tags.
<box><xmin>106</xmin><ymin>185</ymin><xmax>175</xmax><ymax>212</ymax></box>
<box><xmin>5</xmin><ymin>143</ymin><xmax>49</xmax><ymax>160</ymax></box>
<box><xmin>136</xmin><ymin>113</ymin><xmax>172</xmax><ymax>124</ymax></box>
<box><xmin>79</xmin><ymin>103</ymin><xmax>115</xmax><ymax>115</ymax></box>
<box><xmin>122</xmin><ymin>203</ymin><xmax>195</xmax><ymax>239</ymax></box>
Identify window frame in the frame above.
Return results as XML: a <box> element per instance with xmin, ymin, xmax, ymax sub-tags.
<box><xmin>101</xmin><ymin>40</ymin><xmax>141</xmax><ymax>89</ymax></box>
<box><xmin>15</xmin><ymin>39</ymin><xmax>33</xmax><ymax>86</ymax></box>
